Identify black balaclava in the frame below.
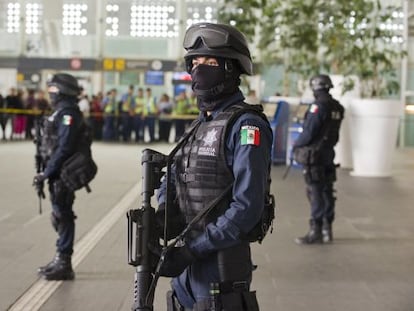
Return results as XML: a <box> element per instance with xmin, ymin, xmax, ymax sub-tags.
<box><xmin>48</xmin><ymin>92</ymin><xmax>76</xmax><ymax>109</ymax></box>
<box><xmin>191</xmin><ymin>58</ymin><xmax>241</xmax><ymax>112</ymax></box>
<box><xmin>48</xmin><ymin>92</ymin><xmax>59</xmax><ymax>107</ymax></box>
<box><xmin>313</xmin><ymin>89</ymin><xmax>330</xmax><ymax>99</ymax></box>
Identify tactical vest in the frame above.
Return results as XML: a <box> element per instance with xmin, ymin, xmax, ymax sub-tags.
<box><xmin>39</xmin><ymin>112</ymin><xmax>58</xmax><ymax>163</ymax></box>
<box><xmin>174</xmin><ymin>104</ymin><xmax>269</xmax><ymax>235</ymax></box>
<box><xmin>294</xmin><ymin>97</ymin><xmax>344</xmax><ymax>166</ymax></box>
<box><xmin>40</xmin><ymin>106</ymin><xmax>83</xmax><ymax>164</ymax></box>
<box><xmin>316</xmin><ymin>97</ymin><xmax>344</xmax><ymax>149</ymax></box>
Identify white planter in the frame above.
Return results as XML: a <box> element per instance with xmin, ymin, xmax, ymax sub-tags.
<box><xmin>349</xmin><ymin>98</ymin><xmax>403</xmax><ymax>177</ymax></box>
<box><xmin>330</xmin><ymin>75</ymin><xmax>360</xmax><ymax>169</ymax></box>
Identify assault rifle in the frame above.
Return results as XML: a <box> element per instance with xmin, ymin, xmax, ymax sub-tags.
<box><xmin>127</xmin><ymin>148</ymin><xmax>167</xmax><ymax>311</ymax></box>
<box><xmin>127</xmin><ymin>123</ymin><xmax>200</xmax><ymax>310</ymax></box>
<box><xmin>33</xmin><ymin>115</ymin><xmax>45</xmax><ymax>214</ymax></box>
<box><xmin>282</xmin><ymin>156</ymin><xmax>294</xmax><ymax>180</ymax></box>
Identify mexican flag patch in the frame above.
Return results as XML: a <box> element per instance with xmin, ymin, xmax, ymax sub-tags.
<box><xmin>240</xmin><ymin>125</ymin><xmax>260</xmax><ymax>146</ymax></box>
<box><xmin>309</xmin><ymin>104</ymin><xmax>319</xmax><ymax>113</ymax></box>
<box><xmin>62</xmin><ymin>115</ymin><xmax>73</xmax><ymax>125</ymax></box>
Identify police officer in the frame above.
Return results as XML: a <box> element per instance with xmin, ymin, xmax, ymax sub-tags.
<box><xmin>294</xmin><ymin>74</ymin><xmax>345</xmax><ymax>244</ymax></box>
<box><xmin>33</xmin><ymin>73</ymin><xmax>83</xmax><ymax>280</ymax></box>
<box><xmin>155</xmin><ymin>23</ymin><xmax>273</xmax><ymax>310</ymax></box>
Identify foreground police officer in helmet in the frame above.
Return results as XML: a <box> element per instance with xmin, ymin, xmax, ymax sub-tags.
<box><xmin>33</xmin><ymin>73</ymin><xmax>83</xmax><ymax>280</ymax></box>
<box><xmin>155</xmin><ymin>23</ymin><xmax>273</xmax><ymax>310</ymax></box>
<box><xmin>293</xmin><ymin>74</ymin><xmax>345</xmax><ymax>245</ymax></box>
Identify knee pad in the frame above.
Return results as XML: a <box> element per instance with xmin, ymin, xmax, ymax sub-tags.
<box><xmin>51</xmin><ymin>210</ymin><xmax>76</xmax><ymax>234</ymax></box>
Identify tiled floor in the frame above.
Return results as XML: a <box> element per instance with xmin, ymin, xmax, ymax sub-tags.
<box><xmin>1</xmin><ymin>142</ymin><xmax>413</xmax><ymax>311</ymax></box>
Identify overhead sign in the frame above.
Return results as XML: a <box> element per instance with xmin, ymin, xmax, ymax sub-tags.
<box><xmin>115</xmin><ymin>59</ymin><xmax>125</xmax><ymax>71</ymax></box>
<box><xmin>103</xmin><ymin>58</ymin><xmax>114</xmax><ymax>70</ymax></box>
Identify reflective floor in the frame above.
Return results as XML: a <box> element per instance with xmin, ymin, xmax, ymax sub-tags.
<box><xmin>1</xmin><ymin>141</ymin><xmax>413</xmax><ymax>311</ymax></box>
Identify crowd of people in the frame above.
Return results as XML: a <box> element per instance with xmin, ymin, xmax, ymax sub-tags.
<box><xmin>0</xmin><ymin>88</ymin><xmax>50</xmax><ymax>140</ymax></box>
<box><xmin>0</xmin><ymin>85</ymin><xmax>199</xmax><ymax>143</ymax></box>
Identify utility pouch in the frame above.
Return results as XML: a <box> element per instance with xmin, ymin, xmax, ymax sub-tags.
<box><xmin>294</xmin><ymin>146</ymin><xmax>322</xmax><ymax>165</ymax></box>
<box><xmin>60</xmin><ymin>152</ymin><xmax>97</xmax><ymax>192</ymax></box>
<box><xmin>220</xmin><ymin>291</ymin><xmax>259</xmax><ymax>311</ymax></box>
<box><xmin>304</xmin><ymin>166</ymin><xmax>325</xmax><ymax>183</ymax></box>
<box><xmin>217</xmin><ymin>243</ymin><xmax>252</xmax><ymax>282</ymax></box>
<box><xmin>245</xmin><ymin>194</ymin><xmax>275</xmax><ymax>243</ymax></box>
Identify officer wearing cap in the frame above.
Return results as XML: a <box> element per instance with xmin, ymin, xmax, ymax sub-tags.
<box><xmin>293</xmin><ymin>74</ymin><xmax>345</xmax><ymax>245</ymax></box>
<box><xmin>155</xmin><ymin>23</ymin><xmax>273</xmax><ymax>310</ymax></box>
<box><xmin>33</xmin><ymin>73</ymin><xmax>83</xmax><ymax>280</ymax></box>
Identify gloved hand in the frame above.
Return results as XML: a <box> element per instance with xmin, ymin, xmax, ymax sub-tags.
<box><xmin>155</xmin><ymin>203</ymin><xmax>186</xmax><ymax>241</ymax></box>
<box><xmin>33</xmin><ymin>174</ymin><xmax>46</xmax><ymax>199</ymax></box>
<box><xmin>159</xmin><ymin>245</ymin><xmax>197</xmax><ymax>277</ymax></box>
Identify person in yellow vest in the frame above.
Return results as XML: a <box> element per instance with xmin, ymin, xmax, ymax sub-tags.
<box><xmin>133</xmin><ymin>87</ymin><xmax>145</xmax><ymax>142</ymax></box>
<box><xmin>101</xmin><ymin>88</ymin><xmax>118</xmax><ymax>141</ymax></box>
<box><xmin>120</xmin><ymin>85</ymin><xmax>135</xmax><ymax>142</ymax></box>
<box><xmin>142</xmin><ymin>87</ymin><xmax>158</xmax><ymax>142</ymax></box>
<box><xmin>188</xmin><ymin>91</ymin><xmax>199</xmax><ymax>114</ymax></box>
<box><xmin>156</xmin><ymin>93</ymin><xmax>174</xmax><ymax>142</ymax></box>
<box><xmin>173</xmin><ymin>90</ymin><xmax>190</xmax><ymax>142</ymax></box>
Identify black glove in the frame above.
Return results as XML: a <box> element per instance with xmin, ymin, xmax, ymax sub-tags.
<box><xmin>33</xmin><ymin>174</ymin><xmax>46</xmax><ymax>199</ymax></box>
<box><xmin>159</xmin><ymin>245</ymin><xmax>197</xmax><ymax>277</ymax></box>
<box><xmin>155</xmin><ymin>203</ymin><xmax>186</xmax><ymax>241</ymax></box>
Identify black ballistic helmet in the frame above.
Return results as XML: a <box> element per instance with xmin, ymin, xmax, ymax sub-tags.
<box><xmin>183</xmin><ymin>22</ymin><xmax>253</xmax><ymax>75</ymax></box>
<box><xmin>310</xmin><ymin>74</ymin><xmax>333</xmax><ymax>91</ymax></box>
<box><xmin>47</xmin><ymin>73</ymin><xmax>80</xmax><ymax>97</ymax></box>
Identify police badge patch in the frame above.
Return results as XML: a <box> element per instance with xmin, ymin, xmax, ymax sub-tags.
<box><xmin>199</xmin><ymin>128</ymin><xmax>218</xmax><ymax>156</ymax></box>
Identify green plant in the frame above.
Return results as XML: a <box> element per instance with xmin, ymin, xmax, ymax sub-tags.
<box><xmin>320</xmin><ymin>0</ymin><xmax>405</xmax><ymax>98</ymax></box>
<box><xmin>218</xmin><ymin>0</ymin><xmax>405</xmax><ymax>98</ymax></box>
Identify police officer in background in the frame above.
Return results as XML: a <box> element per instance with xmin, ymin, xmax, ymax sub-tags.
<box><xmin>293</xmin><ymin>74</ymin><xmax>345</xmax><ymax>245</ymax></box>
<box><xmin>33</xmin><ymin>73</ymin><xmax>83</xmax><ymax>280</ymax></box>
<box><xmin>155</xmin><ymin>23</ymin><xmax>273</xmax><ymax>310</ymax></box>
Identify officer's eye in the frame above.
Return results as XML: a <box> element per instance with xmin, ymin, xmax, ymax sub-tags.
<box><xmin>192</xmin><ymin>57</ymin><xmax>219</xmax><ymax>69</ymax></box>
<box><xmin>206</xmin><ymin>59</ymin><xmax>219</xmax><ymax>66</ymax></box>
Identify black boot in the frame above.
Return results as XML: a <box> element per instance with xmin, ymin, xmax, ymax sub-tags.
<box><xmin>39</xmin><ymin>253</ymin><xmax>75</xmax><ymax>281</ymax></box>
<box><xmin>295</xmin><ymin>220</ymin><xmax>323</xmax><ymax>245</ymax></box>
<box><xmin>38</xmin><ymin>253</ymin><xmax>60</xmax><ymax>274</ymax></box>
<box><xmin>322</xmin><ymin>219</ymin><xmax>333</xmax><ymax>243</ymax></box>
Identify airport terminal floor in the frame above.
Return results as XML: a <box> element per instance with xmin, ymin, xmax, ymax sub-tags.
<box><xmin>1</xmin><ymin>141</ymin><xmax>413</xmax><ymax>311</ymax></box>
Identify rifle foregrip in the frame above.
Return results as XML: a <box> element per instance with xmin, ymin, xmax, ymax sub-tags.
<box><xmin>132</xmin><ymin>268</ymin><xmax>153</xmax><ymax>310</ymax></box>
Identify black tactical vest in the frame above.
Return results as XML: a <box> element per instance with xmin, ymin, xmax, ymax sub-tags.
<box><xmin>40</xmin><ymin>111</ymin><xmax>59</xmax><ymax>162</ymax></box>
<box><xmin>318</xmin><ymin>97</ymin><xmax>344</xmax><ymax>149</ymax></box>
<box><xmin>40</xmin><ymin>105</ymin><xmax>83</xmax><ymax>163</ymax></box>
<box><xmin>174</xmin><ymin>104</ymin><xmax>268</xmax><ymax>234</ymax></box>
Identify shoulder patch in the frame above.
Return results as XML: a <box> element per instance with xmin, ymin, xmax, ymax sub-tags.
<box><xmin>309</xmin><ymin>104</ymin><xmax>319</xmax><ymax>113</ymax></box>
<box><xmin>240</xmin><ymin>125</ymin><xmax>260</xmax><ymax>146</ymax></box>
<box><xmin>62</xmin><ymin>115</ymin><xmax>73</xmax><ymax>126</ymax></box>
